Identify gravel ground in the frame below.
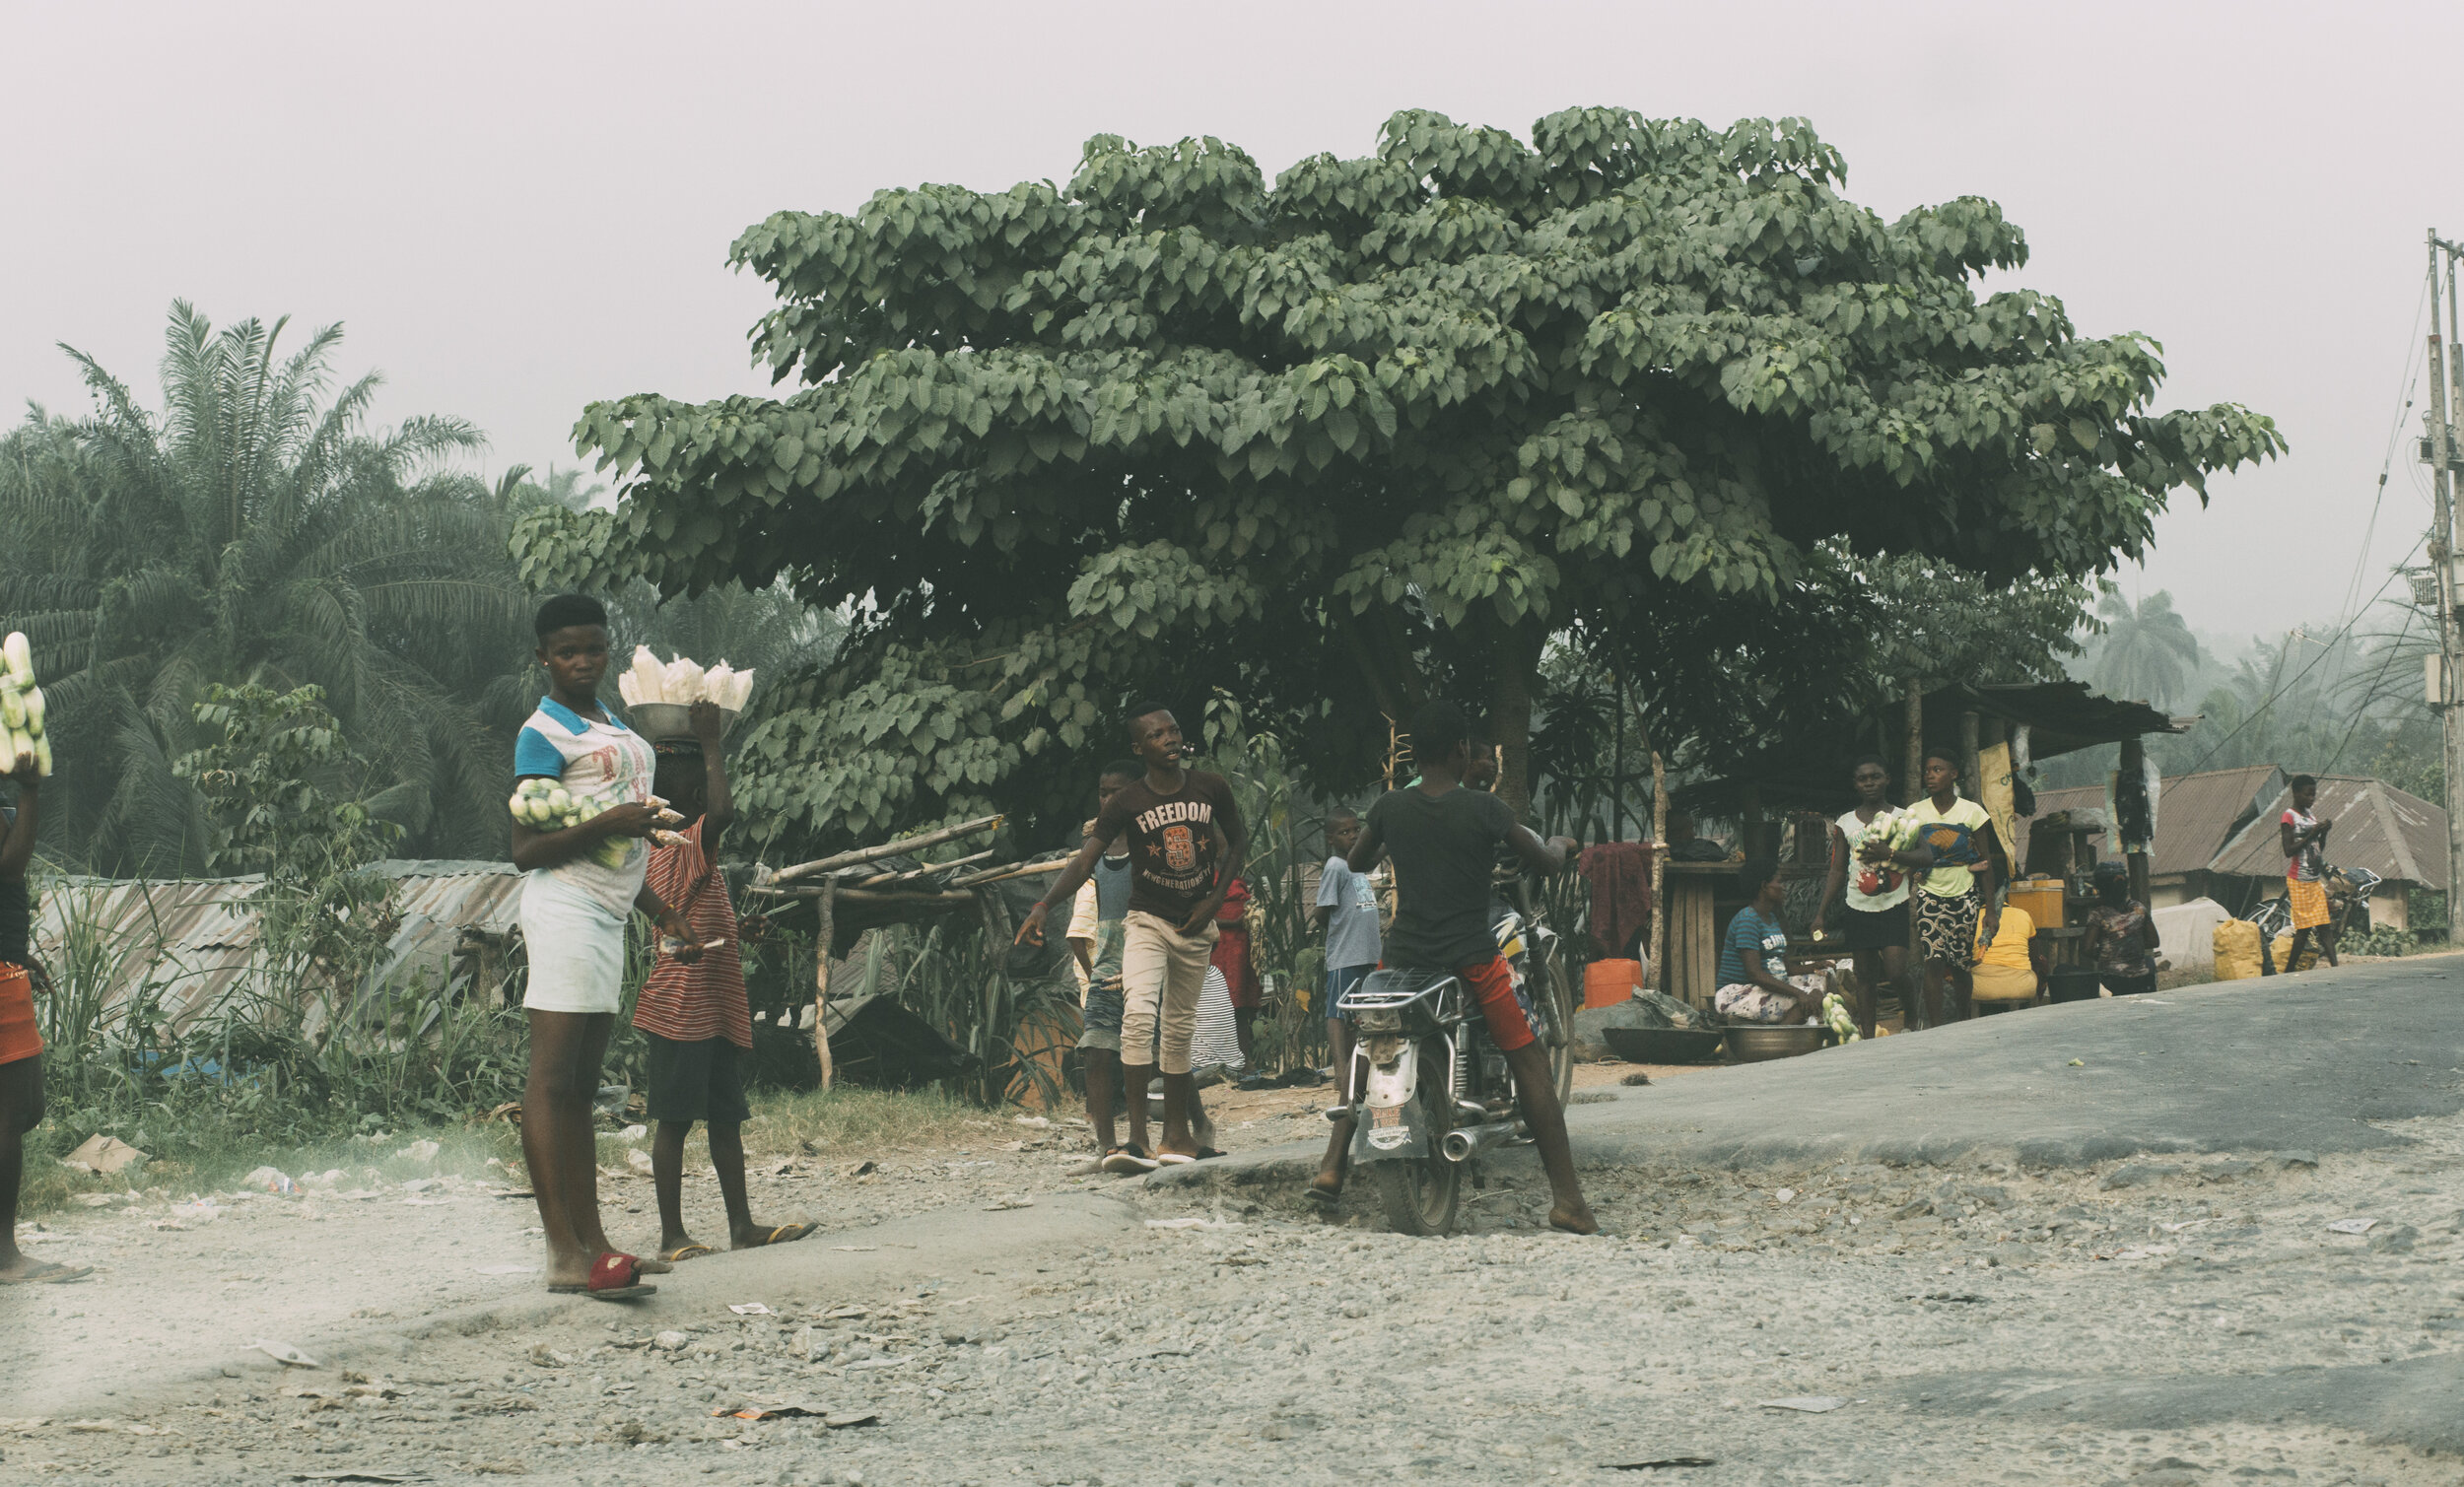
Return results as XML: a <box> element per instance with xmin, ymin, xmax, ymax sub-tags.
<box><xmin>6</xmin><ymin>1071</ymin><xmax>2460</xmax><ymax>1486</ymax></box>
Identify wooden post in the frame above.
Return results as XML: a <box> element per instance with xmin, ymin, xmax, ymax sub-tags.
<box><xmin>1959</xmin><ymin>710</ymin><xmax>1982</xmax><ymax>804</ymax></box>
<box><xmin>1611</xmin><ymin>667</ymin><xmax>1628</xmax><ymax>841</ymax></box>
<box><xmin>812</xmin><ymin>880</ymin><xmax>837</xmax><ymax>1092</ymax></box>
<box><xmin>2118</xmin><ymin>735</ymin><xmax>2152</xmax><ymax>908</ymax></box>
<box><xmin>1901</xmin><ymin>678</ymin><xmax>1924</xmax><ymax>806</ymax></box>
<box><xmin>1647</xmin><ymin>748</ymin><xmax>1670</xmax><ymax>991</ymax></box>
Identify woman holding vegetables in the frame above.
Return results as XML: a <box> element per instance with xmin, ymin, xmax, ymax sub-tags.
<box><xmin>1811</xmin><ymin>756</ymin><xmax>1930</xmax><ymax>1038</ymax></box>
<box><xmin>512</xmin><ymin>594</ymin><xmax>700</xmax><ymax>1301</ymax></box>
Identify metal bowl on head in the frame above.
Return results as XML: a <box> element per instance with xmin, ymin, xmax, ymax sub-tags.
<box><xmin>1601</xmin><ymin>1026</ymin><xmax>1728</xmax><ymax>1065</ymax></box>
<box><xmin>1722</xmin><ymin>1023</ymin><xmax>1830</xmax><ymax>1063</ymax></box>
<box><xmin>625</xmin><ymin>703</ymin><xmax>739</xmax><ymax>742</ymax></box>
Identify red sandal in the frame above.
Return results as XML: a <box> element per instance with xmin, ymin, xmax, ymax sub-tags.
<box><xmin>583</xmin><ymin>1251</ymin><xmax>657</xmax><ymax>1301</ymax></box>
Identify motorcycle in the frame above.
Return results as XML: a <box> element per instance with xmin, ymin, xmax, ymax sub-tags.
<box><xmin>1328</xmin><ymin>886</ymin><xmax>1576</xmax><ymax>1236</ymax></box>
<box><xmin>2250</xmin><ymin>865</ymin><xmax>2380</xmax><ymax>969</ymax></box>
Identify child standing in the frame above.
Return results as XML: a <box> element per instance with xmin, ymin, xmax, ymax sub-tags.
<box><xmin>513</xmin><ymin>594</ymin><xmax>698</xmax><ymax>1301</ymax></box>
<box><xmin>637</xmin><ymin>699</ymin><xmax>813</xmax><ymax>1260</ymax></box>
<box><xmin>1</xmin><ymin>746</ymin><xmax>84</xmax><ymax>1285</ymax></box>
<box><xmin>1064</xmin><ymin>761</ymin><xmax>1139</xmax><ymax>1166</ymax></box>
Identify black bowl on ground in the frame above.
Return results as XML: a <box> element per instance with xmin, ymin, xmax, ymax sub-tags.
<box><xmin>2047</xmin><ymin>969</ymin><xmax>2102</xmax><ymax>1003</ymax></box>
<box><xmin>1723</xmin><ymin>1023</ymin><xmax>1830</xmax><ymax>1063</ymax></box>
<box><xmin>1601</xmin><ymin>1026</ymin><xmax>1729</xmax><ymax>1065</ymax></box>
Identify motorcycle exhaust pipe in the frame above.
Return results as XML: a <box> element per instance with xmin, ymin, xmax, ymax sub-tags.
<box><xmin>1439</xmin><ymin>1120</ymin><xmax>1520</xmax><ymax>1164</ymax></box>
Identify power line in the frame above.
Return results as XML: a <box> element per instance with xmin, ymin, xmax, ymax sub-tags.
<box><xmin>2164</xmin><ymin>519</ymin><xmax>2428</xmax><ymax>787</ymax></box>
<box><xmin>2320</xmin><ymin>603</ymin><xmax>2422</xmax><ymax>777</ymax></box>
<box><xmin>2158</xmin><ymin>265</ymin><xmax>2440</xmax><ymax>792</ymax></box>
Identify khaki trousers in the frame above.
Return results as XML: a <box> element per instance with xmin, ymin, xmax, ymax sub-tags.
<box><xmin>1121</xmin><ymin>911</ymin><xmax>1218</xmax><ymax>1076</ymax></box>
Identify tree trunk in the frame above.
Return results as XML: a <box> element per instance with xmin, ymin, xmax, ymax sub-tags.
<box><xmin>1491</xmin><ymin>618</ymin><xmax>1547</xmax><ymax>822</ymax></box>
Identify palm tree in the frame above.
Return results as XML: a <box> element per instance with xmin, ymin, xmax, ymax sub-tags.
<box><xmin>2091</xmin><ymin>589</ymin><xmax>2201</xmax><ymax>710</ymax></box>
<box><xmin>0</xmin><ymin>303</ymin><xmax>532</xmax><ymax>872</ymax></box>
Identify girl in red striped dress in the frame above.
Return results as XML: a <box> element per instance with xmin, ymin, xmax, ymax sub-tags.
<box><xmin>638</xmin><ymin>700</ymin><xmax>813</xmax><ymax>1261</ymax></box>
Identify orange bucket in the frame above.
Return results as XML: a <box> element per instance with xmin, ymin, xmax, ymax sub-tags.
<box><xmin>1582</xmin><ymin>957</ymin><xmax>1643</xmax><ymax>1009</ymax></box>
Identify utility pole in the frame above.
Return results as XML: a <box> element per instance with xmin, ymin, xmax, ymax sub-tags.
<box><xmin>2430</xmin><ymin>231</ymin><xmax>2464</xmax><ymax>944</ymax></box>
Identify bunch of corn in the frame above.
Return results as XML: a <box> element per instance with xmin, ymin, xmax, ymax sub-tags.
<box><xmin>509</xmin><ymin>779</ymin><xmax>688</xmax><ymax>868</ymax></box>
<box><xmin>616</xmin><ymin>647</ymin><xmax>754</xmax><ymax>710</ymax></box>
<box><xmin>1</xmin><ymin>632</ymin><xmax>50</xmax><ymax>777</ymax></box>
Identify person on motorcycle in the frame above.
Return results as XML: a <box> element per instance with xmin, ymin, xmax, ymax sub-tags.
<box><xmin>1315</xmin><ymin>700</ymin><xmax>1600</xmax><ymax>1236</ymax></box>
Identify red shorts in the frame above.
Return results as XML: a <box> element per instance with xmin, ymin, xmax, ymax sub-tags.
<box><xmin>1380</xmin><ymin>956</ymin><xmax>1535</xmax><ymax>1052</ymax></box>
<box><xmin>0</xmin><ymin>963</ymin><xmax>39</xmax><ymax>1066</ymax></box>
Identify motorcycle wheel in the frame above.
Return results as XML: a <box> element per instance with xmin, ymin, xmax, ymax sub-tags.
<box><xmin>1372</xmin><ymin>1054</ymin><xmax>1460</xmax><ymax>1237</ymax></box>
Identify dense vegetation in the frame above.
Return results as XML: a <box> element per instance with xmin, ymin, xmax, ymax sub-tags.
<box><xmin>518</xmin><ymin>104</ymin><xmax>2281</xmax><ymax>852</ymax></box>
<box><xmin>0</xmin><ymin>304</ymin><xmax>841</xmax><ymax>874</ymax></box>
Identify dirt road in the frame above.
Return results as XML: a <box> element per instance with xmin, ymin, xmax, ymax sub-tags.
<box><xmin>6</xmin><ymin>969</ymin><xmax>2460</xmax><ymax>1484</ymax></box>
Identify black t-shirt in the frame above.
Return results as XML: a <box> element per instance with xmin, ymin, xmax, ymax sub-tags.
<box><xmin>1091</xmin><ymin>770</ymin><xmax>1245</xmax><ymax>923</ymax></box>
<box><xmin>1368</xmin><ymin>784</ymin><xmax>1517</xmax><ymax>970</ymax></box>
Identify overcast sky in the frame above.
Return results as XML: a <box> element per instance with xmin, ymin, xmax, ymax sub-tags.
<box><xmin>7</xmin><ymin>0</ymin><xmax>2458</xmax><ymax>642</ymax></box>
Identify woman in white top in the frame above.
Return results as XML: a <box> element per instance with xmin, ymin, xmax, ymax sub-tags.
<box><xmin>1810</xmin><ymin>755</ymin><xmax>1927</xmax><ymax>1037</ymax></box>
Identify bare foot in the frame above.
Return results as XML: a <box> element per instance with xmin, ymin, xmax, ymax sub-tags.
<box><xmin>1548</xmin><ymin>1201</ymin><xmax>1601</xmax><ymax>1236</ymax></box>
<box><xmin>1307</xmin><ymin>1167</ymin><xmax>1344</xmax><ymax>1203</ymax></box>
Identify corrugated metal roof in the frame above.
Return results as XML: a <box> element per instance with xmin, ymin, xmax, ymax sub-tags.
<box><xmin>2015</xmin><ymin>766</ymin><xmax>2285</xmax><ymax>878</ymax></box>
<box><xmin>2208</xmin><ymin>777</ymin><xmax>2448</xmax><ymax>890</ymax></box>
<box><xmin>31</xmin><ymin>859</ymin><xmax>523</xmax><ymax>1035</ymax></box>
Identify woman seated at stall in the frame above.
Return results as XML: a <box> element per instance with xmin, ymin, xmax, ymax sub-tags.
<box><xmin>1714</xmin><ymin>856</ymin><xmax>1829</xmax><ymax>1024</ymax></box>
<box><xmin>2084</xmin><ymin>861</ymin><xmax>2162</xmax><ymax>997</ymax></box>
<box><xmin>1967</xmin><ymin>897</ymin><xmax>2050</xmax><ymax>1007</ymax></box>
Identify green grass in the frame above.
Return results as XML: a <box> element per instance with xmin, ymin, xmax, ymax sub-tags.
<box><xmin>742</xmin><ymin>1085</ymin><xmax>992</xmax><ymax>1158</ymax></box>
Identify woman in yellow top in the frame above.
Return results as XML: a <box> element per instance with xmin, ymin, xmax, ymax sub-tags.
<box><xmin>1968</xmin><ymin>902</ymin><xmax>2048</xmax><ymax>1005</ymax></box>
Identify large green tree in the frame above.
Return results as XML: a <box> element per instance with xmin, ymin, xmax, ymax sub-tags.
<box><xmin>518</xmin><ymin>107</ymin><xmax>2282</xmax><ymax>846</ymax></box>
<box><xmin>0</xmin><ymin>304</ymin><xmax>534</xmax><ymax>871</ymax></box>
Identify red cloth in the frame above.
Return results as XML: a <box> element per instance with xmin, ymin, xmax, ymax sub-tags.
<box><xmin>1378</xmin><ymin>955</ymin><xmax>1534</xmax><ymax>1051</ymax></box>
<box><xmin>1577</xmin><ymin>842</ymin><xmax>1654</xmax><ymax>958</ymax></box>
<box><xmin>0</xmin><ymin>965</ymin><xmax>36</xmax><ymax>1068</ymax></box>
<box><xmin>1210</xmin><ymin>878</ymin><xmax>1261</xmax><ymax>1009</ymax></box>
<box><xmin>0</xmin><ymin>962</ymin><xmax>37</xmax><ymax>1065</ymax></box>
<box><xmin>633</xmin><ymin>819</ymin><xmax>752</xmax><ymax>1048</ymax></box>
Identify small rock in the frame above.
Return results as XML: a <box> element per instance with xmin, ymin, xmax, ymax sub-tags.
<box><xmin>2201</xmin><ymin>1160</ymin><xmax>2257</xmax><ymax>1180</ymax></box>
<box><xmin>2273</xmin><ymin>1151</ymin><xmax>2318</xmax><ymax>1169</ymax></box>
<box><xmin>2099</xmin><ymin>1163</ymin><xmax>2180</xmax><ymax>1191</ymax></box>
<box><xmin>2367</xmin><ymin>1223</ymin><xmax>2419</xmax><ymax>1254</ymax></box>
<box><xmin>396</xmin><ymin>1139</ymin><xmax>442</xmax><ymax>1164</ymax></box>
<box><xmin>653</xmin><ymin>1330</ymin><xmax>690</xmax><ymax>1352</ymax></box>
